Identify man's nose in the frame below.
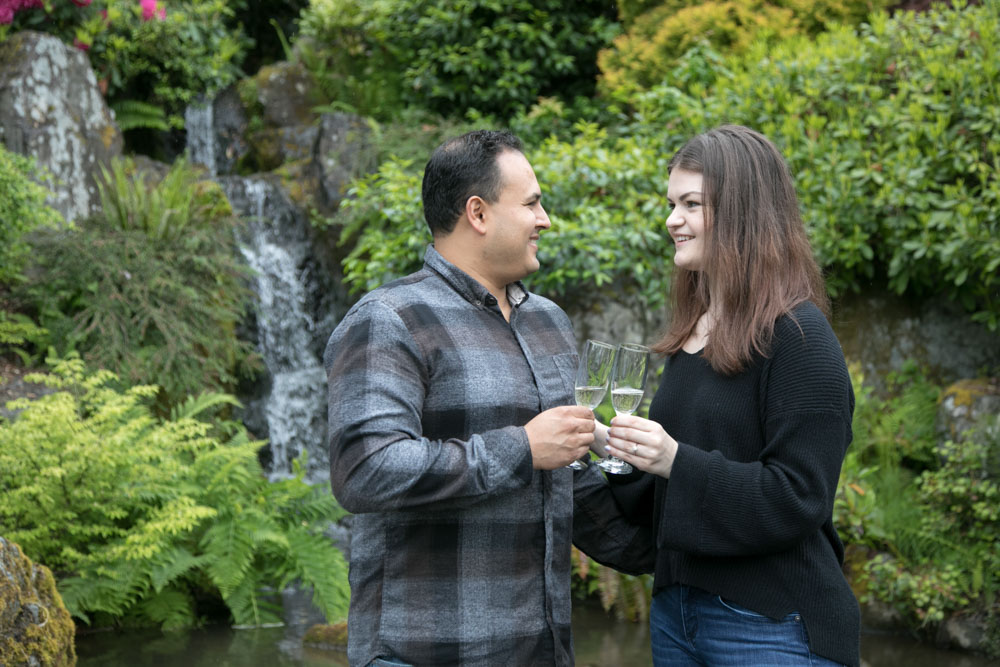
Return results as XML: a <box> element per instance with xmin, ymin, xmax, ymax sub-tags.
<box><xmin>537</xmin><ymin>206</ymin><xmax>551</xmax><ymax>228</ymax></box>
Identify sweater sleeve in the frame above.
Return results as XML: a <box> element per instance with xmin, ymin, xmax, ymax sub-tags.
<box><xmin>660</xmin><ymin>305</ymin><xmax>854</xmax><ymax>557</ymax></box>
<box><xmin>572</xmin><ymin>464</ymin><xmax>656</xmax><ymax>575</ymax></box>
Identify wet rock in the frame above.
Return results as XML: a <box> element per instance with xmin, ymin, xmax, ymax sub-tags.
<box><xmin>936</xmin><ymin>614</ymin><xmax>988</xmax><ymax>653</ymax></box>
<box><xmin>313</xmin><ymin>112</ymin><xmax>375</xmax><ymax>212</ymax></box>
<box><xmin>832</xmin><ymin>288</ymin><xmax>1000</xmax><ymax>394</ymax></box>
<box><xmin>0</xmin><ymin>537</ymin><xmax>76</xmax><ymax>666</ymax></box>
<box><xmin>253</xmin><ymin>61</ymin><xmax>317</xmax><ymax>128</ymax></box>
<box><xmin>302</xmin><ymin>621</ymin><xmax>347</xmax><ymax>651</ymax></box>
<box><xmin>0</xmin><ymin>30</ymin><xmax>122</xmax><ymax>223</ymax></box>
<box><xmin>936</xmin><ymin>378</ymin><xmax>1000</xmax><ymax>477</ymax></box>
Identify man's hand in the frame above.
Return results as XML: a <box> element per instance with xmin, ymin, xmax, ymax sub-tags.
<box><xmin>524</xmin><ymin>405</ymin><xmax>595</xmax><ymax>470</ymax></box>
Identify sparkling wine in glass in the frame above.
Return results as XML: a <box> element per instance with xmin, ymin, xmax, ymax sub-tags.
<box><xmin>597</xmin><ymin>343</ymin><xmax>650</xmax><ymax>475</ymax></box>
<box><xmin>567</xmin><ymin>339</ymin><xmax>616</xmax><ymax>470</ymax></box>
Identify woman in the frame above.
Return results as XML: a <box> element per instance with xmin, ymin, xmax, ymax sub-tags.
<box><xmin>602</xmin><ymin>125</ymin><xmax>859</xmax><ymax>666</ymax></box>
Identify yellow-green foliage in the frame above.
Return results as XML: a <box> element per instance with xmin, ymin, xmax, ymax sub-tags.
<box><xmin>302</xmin><ymin>621</ymin><xmax>348</xmax><ymax>647</ymax></box>
<box><xmin>0</xmin><ymin>538</ymin><xmax>76</xmax><ymax>667</ymax></box>
<box><xmin>0</xmin><ymin>356</ymin><xmax>349</xmax><ymax>630</ymax></box>
<box><xmin>598</xmin><ymin>0</ymin><xmax>891</xmax><ymax>101</ymax></box>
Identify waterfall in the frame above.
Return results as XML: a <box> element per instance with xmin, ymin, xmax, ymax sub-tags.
<box><xmin>222</xmin><ymin>176</ymin><xmax>332</xmax><ymax>483</ymax></box>
<box><xmin>185</xmin><ymin>102</ymin><xmax>217</xmax><ymax>176</ymax></box>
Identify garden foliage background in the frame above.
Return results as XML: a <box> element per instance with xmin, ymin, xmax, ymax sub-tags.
<box><xmin>1</xmin><ymin>0</ymin><xmax>998</xmax><ymax>654</ymax></box>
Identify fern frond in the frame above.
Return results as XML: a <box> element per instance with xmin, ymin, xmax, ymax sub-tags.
<box><xmin>149</xmin><ymin>545</ymin><xmax>209</xmax><ymax>593</ymax></box>
<box><xmin>141</xmin><ymin>586</ymin><xmax>196</xmax><ymax>631</ymax></box>
<box><xmin>111</xmin><ymin>99</ymin><xmax>170</xmax><ymax>132</ymax></box>
<box><xmin>169</xmin><ymin>392</ymin><xmax>243</xmax><ymax>422</ymax></box>
<box><xmin>282</xmin><ymin>527</ymin><xmax>350</xmax><ymax>622</ymax></box>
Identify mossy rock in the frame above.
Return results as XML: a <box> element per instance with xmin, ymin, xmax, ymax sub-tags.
<box><xmin>0</xmin><ymin>537</ymin><xmax>76</xmax><ymax>666</ymax></box>
<box><xmin>302</xmin><ymin>621</ymin><xmax>348</xmax><ymax>650</ymax></box>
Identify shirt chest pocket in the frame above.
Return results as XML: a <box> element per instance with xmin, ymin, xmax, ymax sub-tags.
<box><xmin>542</xmin><ymin>352</ymin><xmax>577</xmax><ymax>410</ymax></box>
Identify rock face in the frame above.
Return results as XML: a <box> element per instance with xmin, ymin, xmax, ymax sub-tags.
<box><xmin>0</xmin><ymin>537</ymin><xmax>76</xmax><ymax>666</ymax></box>
<box><xmin>0</xmin><ymin>31</ymin><xmax>122</xmax><ymax>223</ymax></box>
<box><xmin>937</xmin><ymin>377</ymin><xmax>1000</xmax><ymax>477</ymax></box>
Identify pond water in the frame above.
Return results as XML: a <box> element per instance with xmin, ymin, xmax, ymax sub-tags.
<box><xmin>75</xmin><ymin>603</ymin><xmax>996</xmax><ymax>667</ymax></box>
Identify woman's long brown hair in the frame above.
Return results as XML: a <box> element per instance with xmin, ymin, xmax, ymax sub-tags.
<box><xmin>652</xmin><ymin>125</ymin><xmax>829</xmax><ymax>375</ymax></box>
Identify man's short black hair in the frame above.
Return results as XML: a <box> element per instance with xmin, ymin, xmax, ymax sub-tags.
<box><xmin>421</xmin><ymin>130</ymin><xmax>525</xmax><ymax>236</ymax></box>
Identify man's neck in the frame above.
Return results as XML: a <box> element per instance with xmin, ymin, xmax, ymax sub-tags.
<box><xmin>435</xmin><ymin>243</ymin><xmax>512</xmax><ymax>319</ymax></box>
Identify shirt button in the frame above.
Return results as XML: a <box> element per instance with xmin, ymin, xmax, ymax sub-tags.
<box><xmin>474</xmin><ymin>300</ymin><xmax>482</xmax><ymax>306</ymax></box>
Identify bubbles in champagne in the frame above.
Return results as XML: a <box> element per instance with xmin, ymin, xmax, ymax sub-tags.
<box><xmin>611</xmin><ymin>387</ymin><xmax>644</xmax><ymax>415</ymax></box>
<box><xmin>575</xmin><ymin>385</ymin><xmax>607</xmax><ymax>409</ymax></box>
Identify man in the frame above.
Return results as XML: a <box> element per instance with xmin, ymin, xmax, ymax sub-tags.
<box><xmin>324</xmin><ymin>130</ymin><xmax>651</xmax><ymax>666</ymax></box>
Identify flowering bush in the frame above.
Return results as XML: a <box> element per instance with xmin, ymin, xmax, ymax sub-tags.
<box><xmin>2</xmin><ymin>0</ymin><xmax>246</xmax><ymax>141</ymax></box>
<box><xmin>0</xmin><ymin>0</ymin><xmax>44</xmax><ymax>25</ymax></box>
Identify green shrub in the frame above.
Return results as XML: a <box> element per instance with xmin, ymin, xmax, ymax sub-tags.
<box><xmin>0</xmin><ymin>357</ymin><xmax>349</xmax><ymax>629</ymax></box>
<box><xmin>597</xmin><ymin>0</ymin><xmax>892</xmax><ymax>101</ymax></box>
<box><xmin>17</xmin><ymin>157</ymin><xmax>259</xmax><ymax>407</ymax></box>
<box><xmin>859</xmin><ymin>415</ymin><xmax>999</xmax><ymax>638</ymax></box>
<box><xmin>297</xmin><ymin>0</ymin><xmax>619</xmax><ymax>120</ymax></box>
<box><xmin>629</xmin><ymin>1</ymin><xmax>1000</xmax><ymax>329</ymax></box>
<box><xmin>335</xmin><ymin>123</ymin><xmax>670</xmax><ymax>311</ymax></box>
<box><xmin>333</xmin><ymin>4</ymin><xmax>1000</xmax><ymax>330</ymax></box>
<box><xmin>834</xmin><ymin>365</ymin><xmax>999</xmax><ymax>648</ymax></box>
<box><xmin>598</xmin><ymin>1</ymin><xmax>797</xmax><ymax>102</ymax></box>
<box><xmin>88</xmin><ymin>0</ymin><xmax>249</xmax><ymax>132</ymax></box>
<box><xmin>0</xmin><ymin>146</ymin><xmax>62</xmax><ymax>285</ymax></box>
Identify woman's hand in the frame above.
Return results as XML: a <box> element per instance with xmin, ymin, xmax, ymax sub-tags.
<box><xmin>605</xmin><ymin>415</ymin><xmax>678</xmax><ymax>478</ymax></box>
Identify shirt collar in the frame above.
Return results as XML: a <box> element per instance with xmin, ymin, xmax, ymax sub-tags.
<box><xmin>423</xmin><ymin>245</ymin><xmax>530</xmax><ymax>309</ymax></box>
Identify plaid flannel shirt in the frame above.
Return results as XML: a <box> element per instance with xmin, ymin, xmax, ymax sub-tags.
<box><xmin>325</xmin><ymin>246</ymin><xmax>651</xmax><ymax>666</ymax></box>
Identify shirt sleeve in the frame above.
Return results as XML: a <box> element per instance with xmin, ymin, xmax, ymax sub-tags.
<box><xmin>324</xmin><ymin>299</ymin><xmax>534</xmax><ymax>514</ymax></box>
<box><xmin>660</xmin><ymin>310</ymin><xmax>854</xmax><ymax>557</ymax></box>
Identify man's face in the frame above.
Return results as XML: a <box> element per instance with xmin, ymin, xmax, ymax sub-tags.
<box><xmin>481</xmin><ymin>150</ymin><xmax>551</xmax><ymax>284</ymax></box>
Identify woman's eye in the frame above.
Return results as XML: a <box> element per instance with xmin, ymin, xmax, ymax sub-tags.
<box><xmin>685</xmin><ymin>200</ymin><xmax>700</xmax><ymax>209</ymax></box>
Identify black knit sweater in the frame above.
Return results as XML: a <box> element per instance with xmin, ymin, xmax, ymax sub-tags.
<box><xmin>612</xmin><ymin>302</ymin><xmax>860</xmax><ymax>666</ymax></box>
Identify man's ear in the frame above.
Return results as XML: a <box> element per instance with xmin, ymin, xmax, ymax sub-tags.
<box><xmin>465</xmin><ymin>196</ymin><xmax>488</xmax><ymax>235</ymax></box>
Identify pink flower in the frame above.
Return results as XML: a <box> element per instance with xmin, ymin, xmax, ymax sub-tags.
<box><xmin>139</xmin><ymin>0</ymin><xmax>165</xmax><ymax>20</ymax></box>
<box><xmin>71</xmin><ymin>0</ymin><xmax>91</xmax><ymax>6</ymax></box>
<box><xmin>73</xmin><ymin>37</ymin><xmax>90</xmax><ymax>50</ymax></box>
<box><xmin>0</xmin><ymin>0</ymin><xmax>43</xmax><ymax>24</ymax></box>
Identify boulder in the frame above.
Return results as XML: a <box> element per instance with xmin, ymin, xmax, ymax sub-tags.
<box><xmin>937</xmin><ymin>377</ymin><xmax>1000</xmax><ymax>477</ymax></box>
<box><xmin>253</xmin><ymin>61</ymin><xmax>317</xmax><ymax>128</ymax></box>
<box><xmin>0</xmin><ymin>31</ymin><xmax>122</xmax><ymax>223</ymax></box>
<box><xmin>0</xmin><ymin>537</ymin><xmax>76</xmax><ymax>666</ymax></box>
<box><xmin>313</xmin><ymin>112</ymin><xmax>375</xmax><ymax>212</ymax></box>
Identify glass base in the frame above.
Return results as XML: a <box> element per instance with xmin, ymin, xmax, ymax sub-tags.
<box><xmin>596</xmin><ymin>456</ymin><xmax>633</xmax><ymax>475</ymax></box>
<box><xmin>566</xmin><ymin>458</ymin><xmax>588</xmax><ymax>470</ymax></box>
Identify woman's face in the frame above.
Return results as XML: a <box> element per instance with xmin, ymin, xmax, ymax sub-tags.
<box><xmin>665</xmin><ymin>169</ymin><xmax>707</xmax><ymax>272</ymax></box>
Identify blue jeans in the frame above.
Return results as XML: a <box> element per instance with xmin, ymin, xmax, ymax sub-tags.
<box><xmin>649</xmin><ymin>584</ymin><xmax>844</xmax><ymax>666</ymax></box>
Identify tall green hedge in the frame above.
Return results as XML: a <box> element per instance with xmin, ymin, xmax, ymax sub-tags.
<box><xmin>597</xmin><ymin>0</ymin><xmax>892</xmax><ymax>102</ymax></box>
<box><xmin>297</xmin><ymin>0</ymin><xmax>619</xmax><ymax>119</ymax></box>
<box><xmin>635</xmin><ymin>0</ymin><xmax>1000</xmax><ymax>328</ymax></box>
<box><xmin>335</xmin><ymin>2</ymin><xmax>1000</xmax><ymax>331</ymax></box>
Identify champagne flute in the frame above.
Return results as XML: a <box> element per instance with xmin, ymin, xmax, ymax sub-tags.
<box><xmin>567</xmin><ymin>339</ymin><xmax>616</xmax><ymax>470</ymax></box>
<box><xmin>597</xmin><ymin>343</ymin><xmax>650</xmax><ymax>475</ymax></box>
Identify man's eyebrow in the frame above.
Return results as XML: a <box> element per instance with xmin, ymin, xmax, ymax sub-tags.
<box><xmin>524</xmin><ymin>191</ymin><xmax>542</xmax><ymax>204</ymax></box>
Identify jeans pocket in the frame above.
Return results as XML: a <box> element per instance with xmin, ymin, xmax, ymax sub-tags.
<box><xmin>716</xmin><ymin>596</ymin><xmax>780</xmax><ymax>621</ymax></box>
